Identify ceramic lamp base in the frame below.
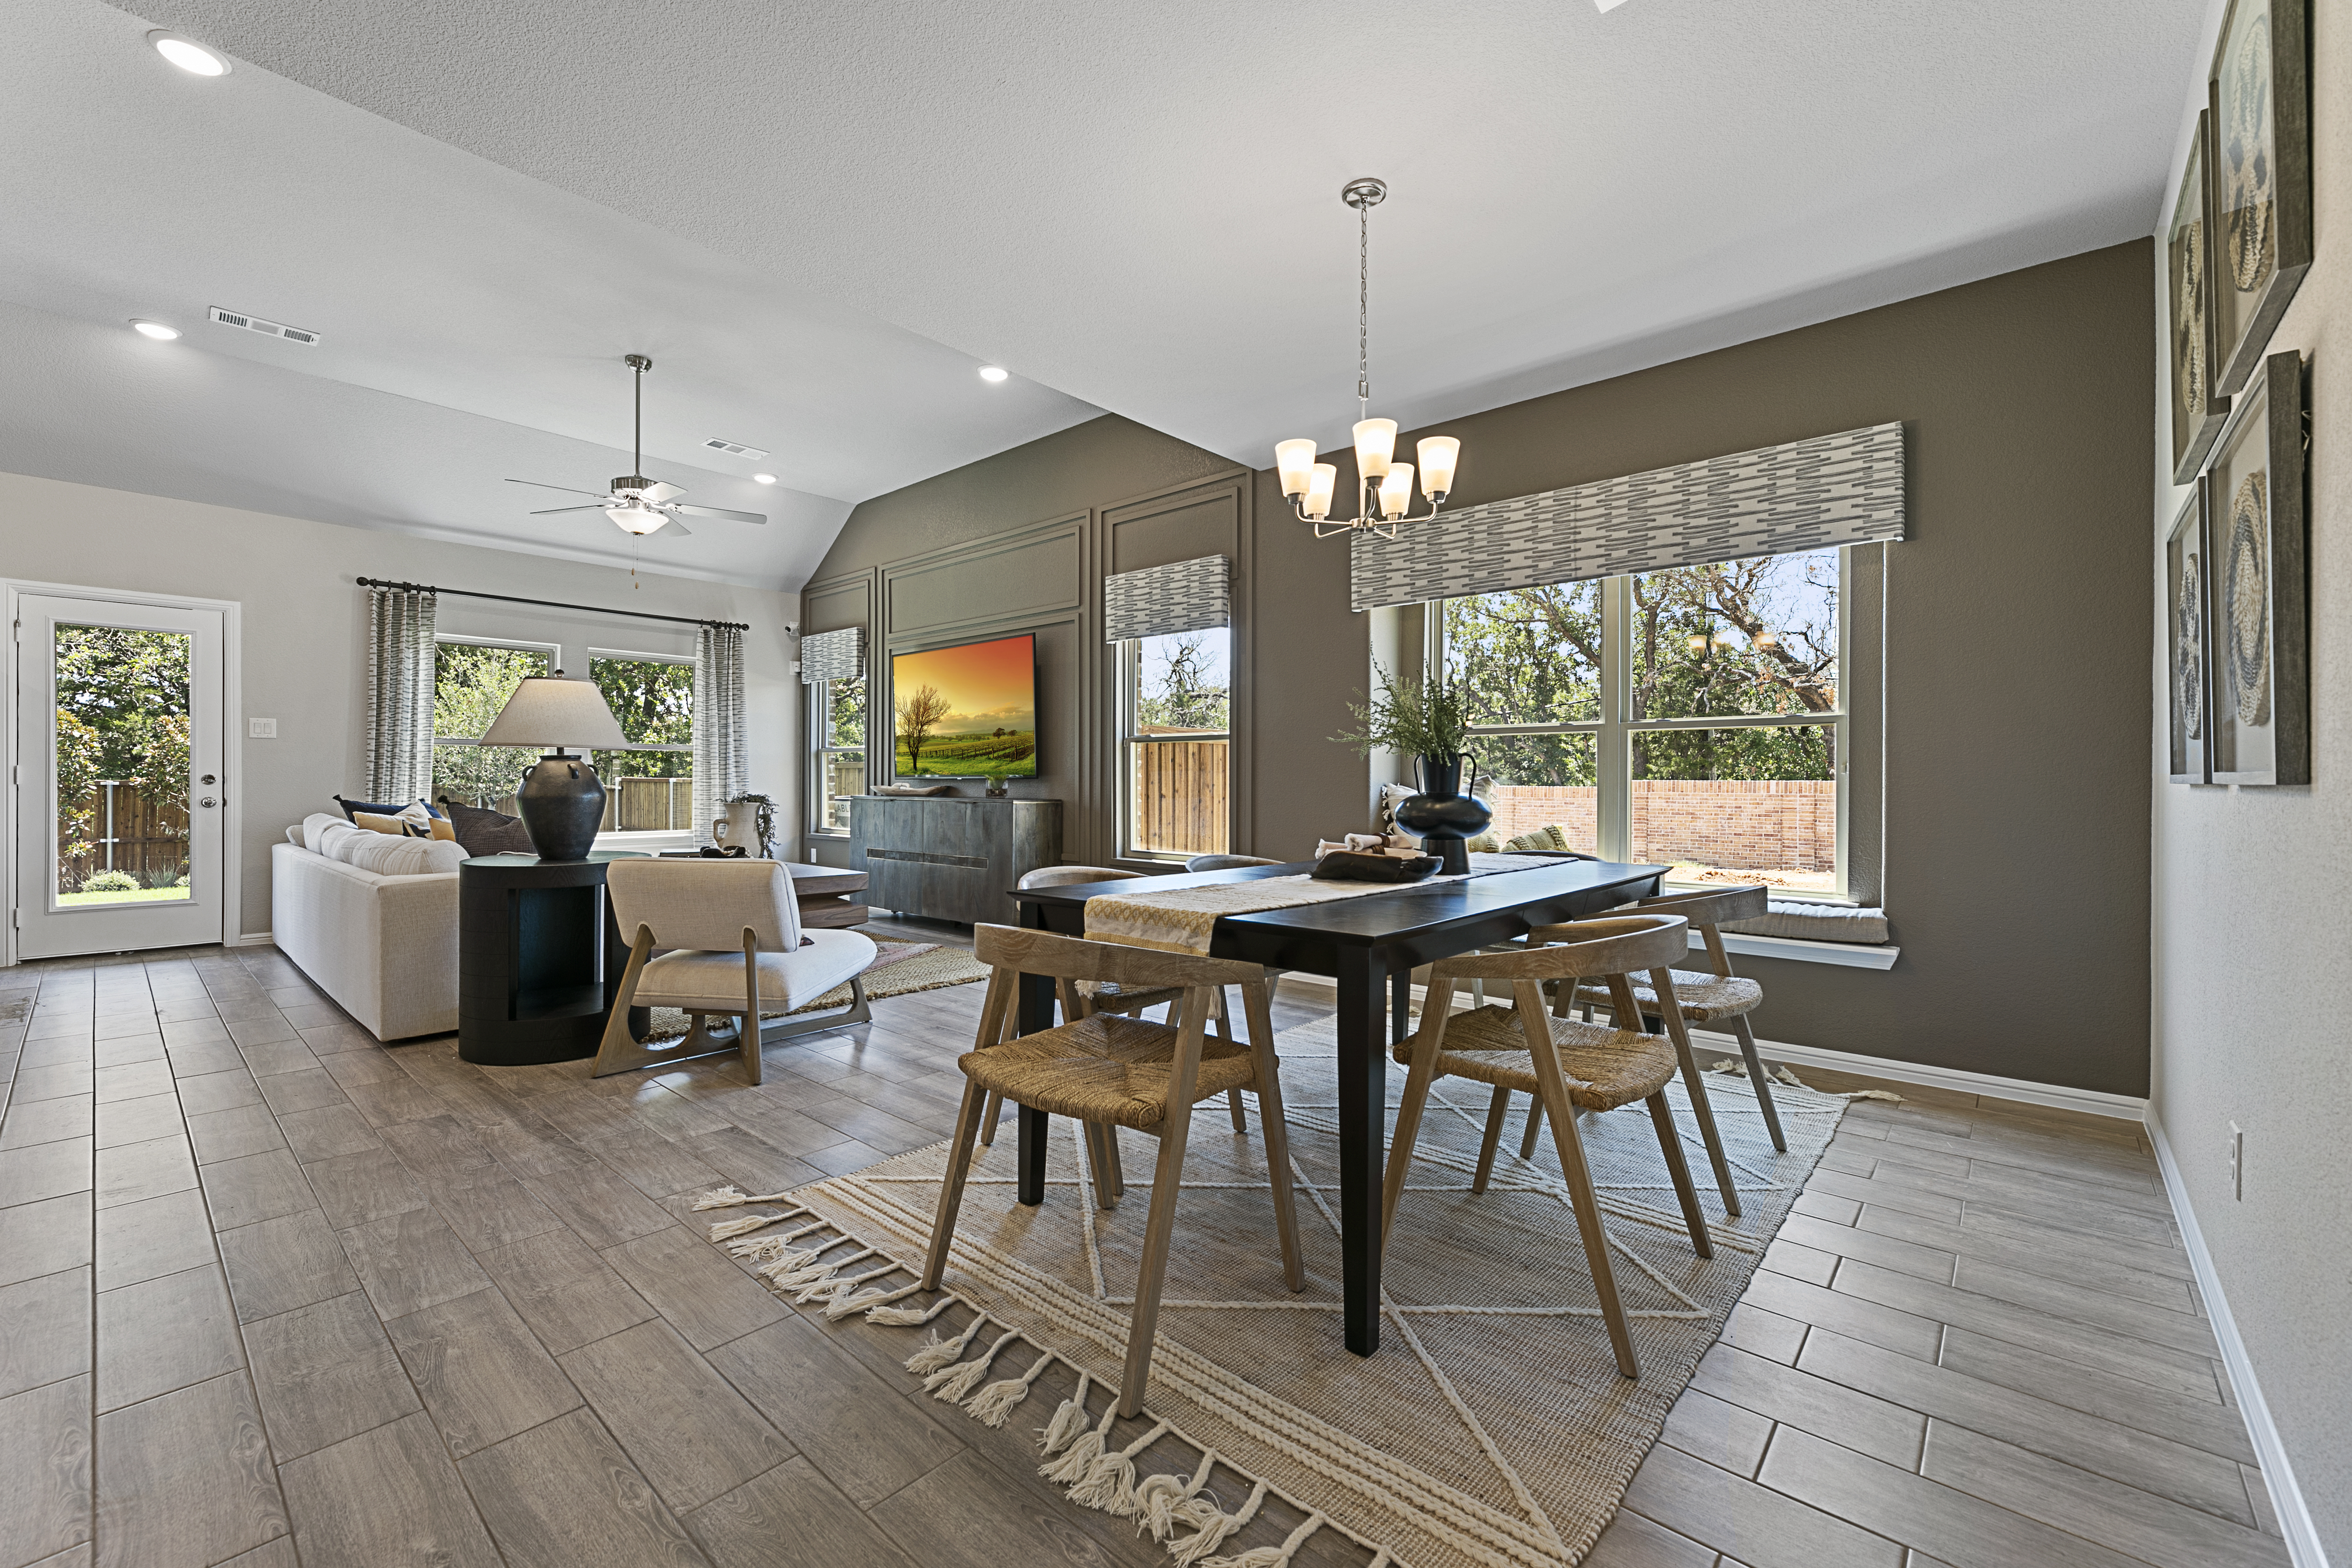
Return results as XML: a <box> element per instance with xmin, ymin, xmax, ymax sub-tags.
<box><xmin>516</xmin><ymin>752</ymin><xmax>607</xmax><ymax>862</ymax></box>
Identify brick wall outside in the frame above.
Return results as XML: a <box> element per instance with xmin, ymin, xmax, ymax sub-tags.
<box><xmin>1480</xmin><ymin>780</ymin><xmax>1835</xmax><ymax>881</ymax></box>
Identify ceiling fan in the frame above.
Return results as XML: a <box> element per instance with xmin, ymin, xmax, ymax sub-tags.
<box><xmin>508</xmin><ymin>354</ymin><xmax>766</xmax><ymax>537</ymax></box>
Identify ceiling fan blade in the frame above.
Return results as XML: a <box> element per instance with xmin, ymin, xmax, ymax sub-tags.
<box><xmin>671</xmin><ymin>504</ymin><xmax>767</xmax><ymax>525</ymax></box>
<box><xmin>507</xmin><ymin>478</ymin><xmax>613</xmax><ymax>498</ymax></box>
<box><xmin>657</xmin><ymin>518</ymin><xmax>693</xmax><ymax>538</ymax></box>
<box><xmin>639</xmin><ymin>481</ymin><xmax>684</xmax><ymax>504</ymax></box>
<box><xmin>529</xmin><ymin>505</ymin><xmax>610</xmax><ymax>515</ymax></box>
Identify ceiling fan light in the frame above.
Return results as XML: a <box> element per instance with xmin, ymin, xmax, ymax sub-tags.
<box><xmin>1274</xmin><ymin>439</ymin><xmax>1317</xmax><ymax>498</ymax></box>
<box><xmin>606</xmin><ymin>502</ymin><xmax>667</xmax><ymax>536</ymax></box>
<box><xmin>1353</xmin><ymin>419</ymin><xmax>1397</xmax><ymax>480</ymax></box>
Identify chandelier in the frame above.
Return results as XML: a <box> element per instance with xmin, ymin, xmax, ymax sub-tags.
<box><xmin>1274</xmin><ymin>176</ymin><xmax>1460</xmax><ymax>539</ymax></box>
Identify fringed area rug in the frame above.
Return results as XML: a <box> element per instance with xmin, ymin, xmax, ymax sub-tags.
<box><xmin>642</xmin><ymin>938</ymin><xmax>988</xmax><ymax>1041</ymax></box>
<box><xmin>693</xmin><ymin>1015</ymin><xmax>1853</xmax><ymax>1568</ymax></box>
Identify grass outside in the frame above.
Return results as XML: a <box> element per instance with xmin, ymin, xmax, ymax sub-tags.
<box><xmin>57</xmin><ymin>888</ymin><xmax>192</xmax><ymax>906</ymax></box>
<box><xmin>896</xmin><ymin>729</ymin><xmax>1037</xmax><ymax>781</ymax></box>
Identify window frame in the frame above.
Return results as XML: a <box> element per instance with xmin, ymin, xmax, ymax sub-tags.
<box><xmin>807</xmin><ymin>670</ymin><xmax>868</xmax><ymax>838</ymax></box>
<box><xmin>584</xmin><ymin>647</ymin><xmax>698</xmax><ymax>842</ymax></box>
<box><xmin>1116</xmin><ymin>629</ymin><xmax>1232</xmax><ymax>865</ymax></box>
<box><xmin>430</xmin><ymin>635</ymin><xmax>558</xmax><ymax>748</ymax></box>
<box><xmin>1428</xmin><ymin>544</ymin><xmax>1861</xmax><ymax>903</ymax></box>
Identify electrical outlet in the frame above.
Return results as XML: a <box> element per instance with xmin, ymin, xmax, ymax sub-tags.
<box><xmin>2227</xmin><ymin>1121</ymin><xmax>2243</xmax><ymax>1200</ymax></box>
<box><xmin>248</xmin><ymin>717</ymin><xmax>277</xmax><ymax>738</ymax></box>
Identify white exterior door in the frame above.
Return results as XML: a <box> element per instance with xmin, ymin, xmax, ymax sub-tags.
<box><xmin>14</xmin><ymin>594</ymin><xmax>226</xmax><ymax>959</ymax></box>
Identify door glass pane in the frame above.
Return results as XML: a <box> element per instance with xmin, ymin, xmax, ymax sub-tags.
<box><xmin>1442</xmin><ymin>581</ymin><xmax>1602</xmax><ymax>723</ymax></box>
<box><xmin>1474</xmin><ymin>732</ymin><xmax>1598</xmax><ymax>851</ymax></box>
<box><xmin>432</xmin><ymin>642</ymin><xmax>551</xmax><ymax>812</ymax></box>
<box><xmin>55</xmin><ymin>625</ymin><xmax>193</xmax><ymax>904</ymax></box>
<box><xmin>1630</xmin><ymin>551</ymin><xmax>1839</xmax><ymax>721</ymax></box>
<box><xmin>1631</xmin><ymin>725</ymin><xmax>1836</xmax><ymax>892</ymax></box>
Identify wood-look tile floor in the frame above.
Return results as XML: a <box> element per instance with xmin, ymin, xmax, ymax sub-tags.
<box><xmin>0</xmin><ymin>932</ymin><xmax>2288</xmax><ymax>1568</ymax></box>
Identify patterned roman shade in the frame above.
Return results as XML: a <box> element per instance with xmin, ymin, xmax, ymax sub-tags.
<box><xmin>799</xmin><ymin>625</ymin><xmax>866</xmax><ymax>684</ymax></box>
<box><xmin>1103</xmin><ymin>554</ymin><xmax>1231</xmax><ymax>644</ymax></box>
<box><xmin>1348</xmin><ymin>422</ymin><xmax>1905</xmax><ymax>612</ymax></box>
<box><xmin>362</xmin><ymin>585</ymin><xmax>436</xmax><ymax>803</ymax></box>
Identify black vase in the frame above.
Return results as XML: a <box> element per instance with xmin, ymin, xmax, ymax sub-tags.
<box><xmin>1393</xmin><ymin>753</ymin><xmax>1493</xmax><ymax>876</ymax></box>
<box><xmin>515</xmin><ymin>751</ymin><xmax>608</xmax><ymax>862</ymax></box>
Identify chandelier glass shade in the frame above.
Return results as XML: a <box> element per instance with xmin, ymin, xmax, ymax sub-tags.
<box><xmin>1274</xmin><ymin>177</ymin><xmax>1461</xmax><ymax>539</ymax></box>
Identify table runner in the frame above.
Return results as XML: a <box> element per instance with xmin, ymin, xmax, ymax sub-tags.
<box><xmin>1085</xmin><ymin>853</ymin><xmax>1578</xmax><ymax>955</ymax></box>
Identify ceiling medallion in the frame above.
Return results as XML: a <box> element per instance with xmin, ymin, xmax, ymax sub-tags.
<box><xmin>1274</xmin><ymin>177</ymin><xmax>1460</xmax><ymax>540</ymax></box>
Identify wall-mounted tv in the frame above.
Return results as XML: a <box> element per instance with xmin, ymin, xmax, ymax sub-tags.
<box><xmin>890</xmin><ymin>633</ymin><xmax>1038</xmax><ymax>780</ymax></box>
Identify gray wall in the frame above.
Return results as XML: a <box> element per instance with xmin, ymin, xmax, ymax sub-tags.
<box><xmin>806</xmin><ymin>244</ymin><xmax>2157</xmax><ymax>1099</ymax></box>
<box><xmin>2150</xmin><ymin>0</ymin><xmax>2349</xmax><ymax>1544</ymax></box>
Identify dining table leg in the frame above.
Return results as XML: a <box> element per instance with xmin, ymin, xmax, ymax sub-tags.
<box><xmin>1390</xmin><ymin>967</ymin><xmax>1412</xmax><ymax>1046</ymax></box>
<box><xmin>1336</xmin><ymin>947</ymin><xmax>1387</xmax><ymax>1356</ymax></box>
<box><xmin>1015</xmin><ymin>905</ymin><xmax>1056</xmax><ymax>1207</ymax></box>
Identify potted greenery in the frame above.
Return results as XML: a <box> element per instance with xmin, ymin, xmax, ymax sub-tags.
<box><xmin>1333</xmin><ymin>668</ymin><xmax>1492</xmax><ymax>872</ymax></box>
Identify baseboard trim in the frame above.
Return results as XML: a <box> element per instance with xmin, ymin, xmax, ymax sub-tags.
<box><xmin>1271</xmin><ymin>973</ymin><xmax>2148</xmax><ymax>1121</ymax></box>
<box><xmin>2145</xmin><ymin>1115</ymin><xmax>2329</xmax><ymax>1567</ymax></box>
<box><xmin>228</xmin><ymin>931</ymin><xmax>274</xmax><ymax>948</ymax></box>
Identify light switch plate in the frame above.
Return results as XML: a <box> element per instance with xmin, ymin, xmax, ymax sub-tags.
<box><xmin>248</xmin><ymin>717</ymin><xmax>278</xmax><ymax>738</ymax></box>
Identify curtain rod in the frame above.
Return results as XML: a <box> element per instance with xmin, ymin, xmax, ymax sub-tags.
<box><xmin>356</xmin><ymin>577</ymin><xmax>753</xmax><ymax>632</ymax></box>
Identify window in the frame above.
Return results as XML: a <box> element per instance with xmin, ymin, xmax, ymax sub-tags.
<box><xmin>432</xmin><ymin>638</ymin><xmax>553</xmax><ymax>813</ymax></box>
<box><xmin>1119</xmin><ymin>628</ymin><xmax>1229</xmax><ymax>861</ymax></box>
<box><xmin>1436</xmin><ymin>548</ymin><xmax>1848</xmax><ymax>896</ymax></box>
<box><xmin>810</xmin><ymin>672</ymin><xmax>866</xmax><ymax>834</ymax></box>
<box><xmin>589</xmin><ymin>651</ymin><xmax>695</xmax><ymax>833</ymax></box>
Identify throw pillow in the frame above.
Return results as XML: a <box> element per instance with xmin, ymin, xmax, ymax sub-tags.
<box><xmin>439</xmin><ymin>798</ymin><xmax>537</xmax><ymax>856</ymax></box>
<box><xmin>338</xmin><ymin>832</ymin><xmax>466</xmax><ymax>877</ymax></box>
<box><xmin>350</xmin><ymin>812</ymin><xmax>412</xmax><ymax>836</ymax></box>
<box><xmin>301</xmin><ymin>812</ymin><xmax>349</xmax><ymax>853</ymax></box>
<box><xmin>1466</xmin><ymin>831</ymin><xmax>1501</xmax><ymax>853</ymax></box>
<box><xmin>285</xmin><ymin>826</ymin><xmax>304</xmax><ymax>846</ymax></box>
<box><xmin>333</xmin><ymin>794</ymin><xmax>445</xmax><ymax>822</ymax></box>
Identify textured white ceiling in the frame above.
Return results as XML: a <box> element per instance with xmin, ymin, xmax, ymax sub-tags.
<box><xmin>12</xmin><ymin>0</ymin><xmax>2205</xmax><ymax>590</ymax></box>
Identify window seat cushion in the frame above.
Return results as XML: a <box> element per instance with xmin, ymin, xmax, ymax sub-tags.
<box><xmin>1722</xmin><ymin>902</ymin><xmax>1889</xmax><ymax>945</ymax></box>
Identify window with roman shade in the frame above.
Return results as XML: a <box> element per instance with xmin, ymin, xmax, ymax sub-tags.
<box><xmin>802</xmin><ymin>626</ymin><xmax>868</xmax><ymax>834</ymax></box>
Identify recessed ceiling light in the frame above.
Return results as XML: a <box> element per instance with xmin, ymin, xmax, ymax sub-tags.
<box><xmin>752</xmin><ymin>473</ymin><xmax>777</xmax><ymax>485</ymax></box>
<box><xmin>978</xmin><ymin>366</ymin><xmax>1009</xmax><ymax>383</ymax></box>
<box><xmin>131</xmin><ymin>320</ymin><xmax>181</xmax><ymax>341</ymax></box>
<box><xmin>148</xmin><ymin>30</ymin><xmax>231</xmax><ymax>76</ymax></box>
<box><xmin>1592</xmin><ymin>0</ymin><xmax>1632</xmax><ymax>11</ymax></box>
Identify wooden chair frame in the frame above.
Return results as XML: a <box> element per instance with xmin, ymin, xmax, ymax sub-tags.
<box><xmin>591</xmin><ymin>924</ymin><xmax>872</xmax><ymax>1085</ymax></box>
<box><xmin>1378</xmin><ymin>915</ymin><xmax>1722</xmax><ymax>1380</ymax></box>
<box><xmin>923</xmin><ymin>924</ymin><xmax>1304</xmax><ymax>1418</ymax></box>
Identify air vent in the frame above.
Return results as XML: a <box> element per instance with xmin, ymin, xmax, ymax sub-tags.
<box><xmin>208</xmin><ymin>306</ymin><xmax>320</xmax><ymax>346</ymax></box>
<box><xmin>703</xmin><ymin>437</ymin><xmax>770</xmax><ymax>460</ymax></box>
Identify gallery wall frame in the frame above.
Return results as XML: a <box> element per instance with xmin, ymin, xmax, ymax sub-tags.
<box><xmin>2167</xmin><ymin>111</ymin><xmax>2230</xmax><ymax>485</ymax></box>
<box><xmin>2205</xmin><ymin>351</ymin><xmax>2308</xmax><ymax>787</ymax></box>
<box><xmin>2164</xmin><ymin>483</ymin><xmax>2213</xmax><ymax>784</ymax></box>
<box><xmin>2207</xmin><ymin>0</ymin><xmax>2313</xmax><ymax>398</ymax></box>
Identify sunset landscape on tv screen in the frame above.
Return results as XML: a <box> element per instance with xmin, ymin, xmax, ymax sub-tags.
<box><xmin>891</xmin><ymin>633</ymin><xmax>1037</xmax><ymax>779</ymax></box>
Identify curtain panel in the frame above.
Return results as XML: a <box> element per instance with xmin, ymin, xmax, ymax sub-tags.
<box><xmin>1348</xmin><ymin>422</ymin><xmax>1905</xmax><ymax>612</ymax></box>
<box><xmin>363</xmin><ymin>586</ymin><xmax>437</xmax><ymax>804</ymax></box>
<box><xmin>799</xmin><ymin>625</ymin><xmax>866</xmax><ymax>684</ymax></box>
<box><xmin>692</xmin><ymin>624</ymin><xmax>749</xmax><ymax>843</ymax></box>
<box><xmin>1103</xmin><ymin>554</ymin><xmax>1231</xmax><ymax>644</ymax></box>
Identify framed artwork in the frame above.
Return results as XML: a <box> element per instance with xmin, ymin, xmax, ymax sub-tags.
<box><xmin>2164</xmin><ymin>483</ymin><xmax>2212</xmax><ymax>784</ymax></box>
<box><xmin>2167</xmin><ymin>112</ymin><xmax>2229</xmax><ymax>484</ymax></box>
<box><xmin>2209</xmin><ymin>0</ymin><xmax>2312</xmax><ymax>397</ymax></box>
<box><xmin>2207</xmin><ymin>350</ymin><xmax>2308</xmax><ymax>786</ymax></box>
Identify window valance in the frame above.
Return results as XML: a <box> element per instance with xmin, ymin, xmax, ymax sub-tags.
<box><xmin>799</xmin><ymin>625</ymin><xmax>866</xmax><ymax>684</ymax></box>
<box><xmin>1103</xmin><ymin>554</ymin><xmax>1231</xmax><ymax>644</ymax></box>
<box><xmin>1348</xmin><ymin>422</ymin><xmax>1905</xmax><ymax>612</ymax></box>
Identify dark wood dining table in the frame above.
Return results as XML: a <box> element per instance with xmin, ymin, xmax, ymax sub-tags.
<box><xmin>1010</xmin><ymin>854</ymin><xmax>1667</xmax><ymax>1357</ymax></box>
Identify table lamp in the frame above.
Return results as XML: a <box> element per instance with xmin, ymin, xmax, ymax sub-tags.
<box><xmin>479</xmin><ymin>673</ymin><xmax>629</xmax><ymax>861</ymax></box>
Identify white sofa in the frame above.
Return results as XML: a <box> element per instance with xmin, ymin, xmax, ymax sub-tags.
<box><xmin>271</xmin><ymin>818</ymin><xmax>462</xmax><ymax>1041</ymax></box>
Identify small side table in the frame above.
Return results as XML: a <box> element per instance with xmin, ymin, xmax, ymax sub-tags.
<box><xmin>458</xmin><ymin>851</ymin><xmax>649</xmax><ymax>1066</ymax></box>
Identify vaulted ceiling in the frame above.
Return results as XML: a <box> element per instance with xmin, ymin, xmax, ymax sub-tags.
<box><xmin>2</xmin><ymin>0</ymin><xmax>2207</xmax><ymax>590</ymax></box>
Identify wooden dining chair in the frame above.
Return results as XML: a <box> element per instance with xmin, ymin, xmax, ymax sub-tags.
<box><xmin>1568</xmin><ymin>885</ymin><xmax>1785</xmax><ymax>1152</ymax></box>
<box><xmin>924</xmin><ymin>924</ymin><xmax>1305</xmax><ymax>1417</ymax></box>
<box><xmin>1379</xmin><ymin>914</ymin><xmax>1717</xmax><ymax>1380</ymax></box>
<box><xmin>1183</xmin><ymin>854</ymin><xmax>1284</xmax><ymax>871</ymax></box>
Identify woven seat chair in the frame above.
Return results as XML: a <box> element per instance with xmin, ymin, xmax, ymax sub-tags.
<box><xmin>923</xmin><ymin>924</ymin><xmax>1304</xmax><ymax>1417</ymax></box>
<box><xmin>591</xmin><ymin>859</ymin><xmax>877</xmax><ymax>1085</ymax></box>
<box><xmin>1379</xmin><ymin>914</ymin><xmax>1727</xmax><ymax>1380</ymax></box>
<box><xmin>1567</xmin><ymin>885</ymin><xmax>1784</xmax><ymax>1152</ymax></box>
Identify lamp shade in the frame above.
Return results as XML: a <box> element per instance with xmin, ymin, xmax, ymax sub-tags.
<box><xmin>1274</xmin><ymin>439</ymin><xmax>1318</xmax><ymax>498</ymax></box>
<box><xmin>1416</xmin><ymin>435</ymin><xmax>1460</xmax><ymax>498</ymax></box>
<box><xmin>1304</xmin><ymin>463</ymin><xmax>1339</xmax><ymax>519</ymax></box>
<box><xmin>1352</xmin><ymin>418</ymin><xmax>1397</xmax><ymax>479</ymax></box>
<box><xmin>480</xmin><ymin>677</ymin><xmax>628</xmax><ymax>750</ymax></box>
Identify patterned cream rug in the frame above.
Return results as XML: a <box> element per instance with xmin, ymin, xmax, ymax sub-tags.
<box><xmin>643</xmin><ymin>938</ymin><xmax>989</xmax><ymax>1041</ymax></box>
<box><xmin>696</xmin><ymin>1014</ymin><xmax>1849</xmax><ymax>1568</ymax></box>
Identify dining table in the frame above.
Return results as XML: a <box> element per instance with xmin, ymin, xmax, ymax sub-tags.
<box><xmin>1010</xmin><ymin>854</ymin><xmax>1668</xmax><ymax>1357</ymax></box>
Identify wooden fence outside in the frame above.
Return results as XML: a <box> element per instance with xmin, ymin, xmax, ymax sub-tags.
<box><xmin>58</xmin><ymin>784</ymin><xmax>188</xmax><ymax>893</ymax></box>
<box><xmin>1130</xmin><ymin>739</ymin><xmax>1228</xmax><ymax>856</ymax></box>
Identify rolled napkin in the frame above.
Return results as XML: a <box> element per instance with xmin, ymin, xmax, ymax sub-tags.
<box><xmin>1314</xmin><ymin>833</ymin><xmax>1422</xmax><ymax>860</ymax></box>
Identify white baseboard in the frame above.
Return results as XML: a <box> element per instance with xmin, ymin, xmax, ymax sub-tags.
<box><xmin>1271</xmin><ymin>973</ymin><xmax>2147</xmax><ymax>1121</ymax></box>
<box><xmin>2145</xmin><ymin>1115</ymin><xmax>2329</xmax><ymax>1567</ymax></box>
<box><xmin>228</xmin><ymin>931</ymin><xmax>275</xmax><ymax>948</ymax></box>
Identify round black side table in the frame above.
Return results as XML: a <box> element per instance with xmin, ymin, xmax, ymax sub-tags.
<box><xmin>457</xmin><ymin>851</ymin><xmax>649</xmax><ymax>1066</ymax></box>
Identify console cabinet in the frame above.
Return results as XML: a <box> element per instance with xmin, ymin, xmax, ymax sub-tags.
<box><xmin>849</xmin><ymin>796</ymin><xmax>1063</xmax><ymax>926</ymax></box>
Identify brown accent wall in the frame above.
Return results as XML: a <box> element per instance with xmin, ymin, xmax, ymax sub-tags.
<box><xmin>807</xmin><ymin>240</ymin><xmax>2156</xmax><ymax>1096</ymax></box>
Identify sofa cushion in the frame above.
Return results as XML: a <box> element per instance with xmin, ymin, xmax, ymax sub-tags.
<box><xmin>634</xmin><ymin>929</ymin><xmax>877</xmax><ymax>1012</ymax></box>
<box><xmin>286</xmin><ymin>825</ymin><xmax>304</xmax><ymax>846</ymax></box>
<box><xmin>302</xmin><ymin>812</ymin><xmax>351</xmax><ymax>853</ymax></box>
<box><xmin>439</xmin><ymin>798</ymin><xmax>536</xmax><ymax>857</ymax></box>
<box><xmin>333</xmin><ymin>832</ymin><xmax>466</xmax><ymax>877</ymax></box>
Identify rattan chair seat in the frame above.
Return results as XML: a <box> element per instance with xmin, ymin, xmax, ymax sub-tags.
<box><xmin>1077</xmin><ymin>980</ymin><xmax>1183</xmax><ymax>1015</ymax></box>
<box><xmin>1392</xmin><ymin>1004</ymin><xmax>1678</xmax><ymax>1112</ymax></box>
<box><xmin>1573</xmin><ymin>969</ymin><xmax>1762</xmax><ymax>1022</ymax></box>
<box><xmin>961</xmin><ymin>1012</ymin><xmax>1257</xmax><ymax>1130</ymax></box>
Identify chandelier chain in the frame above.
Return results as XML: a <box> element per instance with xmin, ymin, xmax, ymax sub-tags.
<box><xmin>1358</xmin><ymin>201</ymin><xmax>1371</xmax><ymax>413</ymax></box>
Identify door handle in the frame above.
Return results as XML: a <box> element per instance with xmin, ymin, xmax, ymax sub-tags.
<box><xmin>199</xmin><ymin>797</ymin><xmax>217</xmax><ymax>809</ymax></box>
